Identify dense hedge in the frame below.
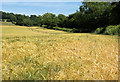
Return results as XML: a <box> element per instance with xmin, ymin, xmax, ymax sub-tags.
<box><xmin>94</xmin><ymin>27</ymin><xmax>104</xmax><ymax>34</ymax></box>
<box><xmin>42</xmin><ymin>25</ymin><xmax>48</xmax><ymax>28</ymax></box>
<box><xmin>104</xmin><ymin>25</ymin><xmax>120</xmax><ymax>35</ymax></box>
<box><xmin>94</xmin><ymin>25</ymin><xmax>120</xmax><ymax>35</ymax></box>
<box><xmin>53</xmin><ymin>27</ymin><xmax>73</xmax><ymax>32</ymax></box>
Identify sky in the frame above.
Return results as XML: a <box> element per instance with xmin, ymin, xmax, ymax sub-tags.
<box><xmin>1</xmin><ymin>2</ymin><xmax>82</xmax><ymax>16</ymax></box>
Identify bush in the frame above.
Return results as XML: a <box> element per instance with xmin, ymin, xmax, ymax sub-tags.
<box><xmin>94</xmin><ymin>27</ymin><xmax>104</xmax><ymax>34</ymax></box>
<box><xmin>53</xmin><ymin>27</ymin><xmax>73</xmax><ymax>32</ymax></box>
<box><xmin>53</xmin><ymin>27</ymin><xmax>60</xmax><ymax>30</ymax></box>
<box><xmin>42</xmin><ymin>25</ymin><xmax>48</xmax><ymax>28</ymax></box>
<box><xmin>47</xmin><ymin>26</ymin><xmax>53</xmax><ymax>29</ymax></box>
<box><xmin>72</xmin><ymin>28</ymin><xmax>82</xmax><ymax>33</ymax></box>
<box><xmin>7</xmin><ymin>19</ymin><xmax>11</xmax><ymax>22</ymax></box>
<box><xmin>104</xmin><ymin>25</ymin><xmax>120</xmax><ymax>35</ymax></box>
<box><xmin>12</xmin><ymin>21</ymin><xmax>16</xmax><ymax>24</ymax></box>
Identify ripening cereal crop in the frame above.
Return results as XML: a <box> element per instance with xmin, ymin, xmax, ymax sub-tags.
<box><xmin>1</xmin><ymin>23</ymin><xmax>119</xmax><ymax>80</ymax></box>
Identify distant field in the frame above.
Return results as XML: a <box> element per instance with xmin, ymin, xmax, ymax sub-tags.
<box><xmin>1</xmin><ymin>22</ymin><xmax>118</xmax><ymax>80</ymax></box>
<box><xmin>1</xmin><ymin>22</ymin><xmax>15</xmax><ymax>26</ymax></box>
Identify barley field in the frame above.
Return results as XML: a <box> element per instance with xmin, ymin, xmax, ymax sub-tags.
<box><xmin>1</xmin><ymin>22</ymin><xmax>119</xmax><ymax>80</ymax></box>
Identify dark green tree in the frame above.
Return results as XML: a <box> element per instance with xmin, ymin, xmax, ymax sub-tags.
<box><xmin>42</xmin><ymin>13</ymin><xmax>59</xmax><ymax>28</ymax></box>
<box><xmin>58</xmin><ymin>14</ymin><xmax>66</xmax><ymax>27</ymax></box>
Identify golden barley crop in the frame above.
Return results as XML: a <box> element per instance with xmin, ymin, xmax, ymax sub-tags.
<box><xmin>1</xmin><ymin>23</ymin><xmax>119</xmax><ymax>80</ymax></box>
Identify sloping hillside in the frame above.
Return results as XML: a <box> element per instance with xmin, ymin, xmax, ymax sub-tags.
<box><xmin>1</xmin><ymin>23</ymin><xmax>118</xmax><ymax>80</ymax></box>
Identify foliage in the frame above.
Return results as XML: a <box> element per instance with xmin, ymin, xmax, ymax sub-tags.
<box><xmin>0</xmin><ymin>2</ymin><xmax>120</xmax><ymax>34</ymax></box>
<box><xmin>42</xmin><ymin>13</ymin><xmax>59</xmax><ymax>27</ymax></box>
<box><xmin>23</xmin><ymin>18</ymin><xmax>33</xmax><ymax>26</ymax></box>
<box><xmin>72</xmin><ymin>2</ymin><xmax>113</xmax><ymax>32</ymax></box>
<box><xmin>57</xmin><ymin>14</ymin><xmax>66</xmax><ymax>27</ymax></box>
<box><xmin>104</xmin><ymin>25</ymin><xmax>120</xmax><ymax>35</ymax></box>
<box><xmin>53</xmin><ymin>27</ymin><xmax>73</xmax><ymax>32</ymax></box>
<box><xmin>94</xmin><ymin>27</ymin><xmax>104</xmax><ymax>34</ymax></box>
<box><xmin>42</xmin><ymin>25</ymin><xmax>48</xmax><ymax>28</ymax></box>
<box><xmin>72</xmin><ymin>28</ymin><xmax>82</xmax><ymax>33</ymax></box>
<box><xmin>110</xmin><ymin>2</ymin><xmax>120</xmax><ymax>25</ymax></box>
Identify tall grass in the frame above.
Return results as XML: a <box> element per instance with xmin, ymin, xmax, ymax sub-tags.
<box><xmin>1</xmin><ymin>24</ymin><xmax>118</xmax><ymax>80</ymax></box>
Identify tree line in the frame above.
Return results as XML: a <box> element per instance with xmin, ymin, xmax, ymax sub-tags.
<box><xmin>0</xmin><ymin>2</ymin><xmax>120</xmax><ymax>33</ymax></box>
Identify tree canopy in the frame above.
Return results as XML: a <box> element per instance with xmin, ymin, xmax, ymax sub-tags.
<box><xmin>1</xmin><ymin>2</ymin><xmax>120</xmax><ymax>32</ymax></box>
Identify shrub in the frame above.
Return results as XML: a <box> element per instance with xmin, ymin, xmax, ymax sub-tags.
<box><xmin>72</xmin><ymin>28</ymin><xmax>82</xmax><ymax>33</ymax></box>
<box><xmin>104</xmin><ymin>25</ymin><xmax>120</xmax><ymax>35</ymax></box>
<box><xmin>47</xmin><ymin>26</ymin><xmax>53</xmax><ymax>29</ymax></box>
<box><xmin>42</xmin><ymin>25</ymin><xmax>48</xmax><ymax>28</ymax></box>
<box><xmin>53</xmin><ymin>27</ymin><xmax>73</xmax><ymax>32</ymax></box>
<box><xmin>53</xmin><ymin>27</ymin><xmax>60</xmax><ymax>30</ymax></box>
<box><xmin>7</xmin><ymin>19</ymin><xmax>11</xmax><ymax>22</ymax></box>
<box><xmin>94</xmin><ymin>27</ymin><xmax>104</xmax><ymax>34</ymax></box>
<box><xmin>12</xmin><ymin>21</ymin><xmax>16</xmax><ymax>24</ymax></box>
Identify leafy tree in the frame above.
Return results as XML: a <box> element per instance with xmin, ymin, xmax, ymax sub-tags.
<box><xmin>37</xmin><ymin>15</ymin><xmax>43</xmax><ymax>26</ymax></box>
<box><xmin>110</xmin><ymin>2</ymin><xmax>120</xmax><ymax>25</ymax></box>
<box><xmin>42</xmin><ymin>13</ymin><xmax>58</xmax><ymax>28</ymax></box>
<box><xmin>30</xmin><ymin>15</ymin><xmax>38</xmax><ymax>26</ymax></box>
<box><xmin>1</xmin><ymin>2</ymin><xmax>120</xmax><ymax>33</ymax></box>
<box><xmin>72</xmin><ymin>2</ymin><xmax>112</xmax><ymax>32</ymax></box>
<box><xmin>0</xmin><ymin>11</ymin><xmax>2</xmax><ymax>19</ymax></box>
<box><xmin>58</xmin><ymin>14</ymin><xmax>66</xmax><ymax>27</ymax></box>
<box><xmin>23</xmin><ymin>18</ymin><xmax>33</xmax><ymax>26</ymax></box>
